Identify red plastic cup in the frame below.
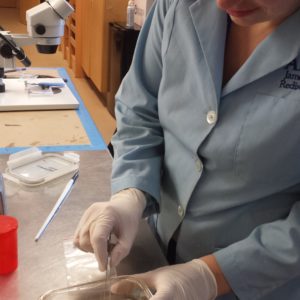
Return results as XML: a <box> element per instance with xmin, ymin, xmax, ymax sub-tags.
<box><xmin>0</xmin><ymin>215</ymin><xmax>18</xmax><ymax>275</ymax></box>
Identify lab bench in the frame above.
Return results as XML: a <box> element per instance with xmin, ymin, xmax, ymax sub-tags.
<box><xmin>0</xmin><ymin>68</ymin><xmax>167</xmax><ymax>300</ymax></box>
<box><xmin>0</xmin><ymin>151</ymin><xmax>167</xmax><ymax>300</ymax></box>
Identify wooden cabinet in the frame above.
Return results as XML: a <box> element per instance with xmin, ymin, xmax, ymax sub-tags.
<box><xmin>19</xmin><ymin>0</ymin><xmax>39</xmax><ymax>24</ymax></box>
<box><xmin>80</xmin><ymin>0</ymin><xmax>128</xmax><ymax>93</ymax></box>
<box><xmin>60</xmin><ymin>0</ymin><xmax>83</xmax><ymax>77</ymax></box>
<box><xmin>80</xmin><ymin>0</ymin><xmax>92</xmax><ymax>76</ymax></box>
<box><xmin>0</xmin><ymin>0</ymin><xmax>17</xmax><ymax>7</ymax></box>
<box><xmin>60</xmin><ymin>0</ymin><xmax>128</xmax><ymax>93</ymax></box>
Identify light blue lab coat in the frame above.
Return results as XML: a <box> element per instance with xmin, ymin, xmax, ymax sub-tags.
<box><xmin>111</xmin><ymin>0</ymin><xmax>300</xmax><ymax>299</ymax></box>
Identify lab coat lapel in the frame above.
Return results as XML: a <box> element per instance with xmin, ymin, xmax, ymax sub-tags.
<box><xmin>189</xmin><ymin>0</ymin><xmax>227</xmax><ymax>103</ymax></box>
<box><xmin>222</xmin><ymin>9</ymin><xmax>300</xmax><ymax>97</ymax></box>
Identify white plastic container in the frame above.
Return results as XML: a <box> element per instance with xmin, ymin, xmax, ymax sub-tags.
<box><xmin>134</xmin><ymin>0</ymin><xmax>154</xmax><ymax>27</ymax></box>
<box><xmin>126</xmin><ymin>0</ymin><xmax>135</xmax><ymax>28</ymax></box>
<box><xmin>3</xmin><ymin>147</ymin><xmax>79</xmax><ymax>186</ymax></box>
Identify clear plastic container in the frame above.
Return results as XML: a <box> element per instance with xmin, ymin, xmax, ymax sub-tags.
<box><xmin>4</xmin><ymin>147</ymin><xmax>80</xmax><ymax>186</ymax></box>
<box><xmin>39</xmin><ymin>275</ymin><xmax>153</xmax><ymax>300</ymax></box>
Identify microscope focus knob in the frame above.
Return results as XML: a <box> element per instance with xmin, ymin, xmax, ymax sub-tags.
<box><xmin>35</xmin><ymin>24</ymin><xmax>46</xmax><ymax>35</ymax></box>
<box><xmin>0</xmin><ymin>42</ymin><xmax>13</xmax><ymax>59</ymax></box>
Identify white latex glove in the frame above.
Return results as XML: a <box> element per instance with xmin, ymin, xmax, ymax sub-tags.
<box><xmin>114</xmin><ymin>259</ymin><xmax>218</xmax><ymax>300</ymax></box>
<box><xmin>73</xmin><ymin>188</ymin><xmax>146</xmax><ymax>271</ymax></box>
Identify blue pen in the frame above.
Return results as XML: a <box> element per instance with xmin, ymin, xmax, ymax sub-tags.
<box><xmin>34</xmin><ymin>171</ymin><xmax>79</xmax><ymax>242</ymax></box>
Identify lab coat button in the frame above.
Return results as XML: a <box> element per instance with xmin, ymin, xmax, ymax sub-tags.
<box><xmin>195</xmin><ymin>159</ymin><xmax>203</xmax><ymax>172</ymax></box>
<box><xmin>178</xmin><ymin>205</ymin><xmax>185</xmax><ymax>218</ymax></box>
<box><xmin>206</xmin><ymin>111</ymin><xmax>217</xmax><ymax>124</ymax></box>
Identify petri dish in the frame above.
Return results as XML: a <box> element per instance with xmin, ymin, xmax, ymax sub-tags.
<box><xmin>39</xmin><ymin>275</ymin><xmax>153</xmax><ymax>300</ymax></box>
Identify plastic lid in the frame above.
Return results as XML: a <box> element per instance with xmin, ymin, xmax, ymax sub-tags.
<box><xmin>0</xmin><ymin>215</ymin><xmax>18</xmax><ymax>235</ymax></box>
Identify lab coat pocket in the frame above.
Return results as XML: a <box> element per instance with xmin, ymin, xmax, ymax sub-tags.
<box><xmin>234</xmin><ymin>93</ymin><xmax>300</xmax><ymax>187</ymax></box>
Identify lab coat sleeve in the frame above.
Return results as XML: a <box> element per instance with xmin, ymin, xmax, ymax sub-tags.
<box><xmin>214</xmin><ymin>200</ymin><xmax>300</xmax><ymax>300</ymax></box>
<box><xmin>111</xmin><ymin>0</ymin><xmax>174</xmax><ymax>201</ymax></box>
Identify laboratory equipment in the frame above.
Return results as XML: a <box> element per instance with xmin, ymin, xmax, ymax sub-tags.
<box><xmin>39</xmin><ymin>276</ymin><xmax>153</xmax><ymax>299</ymax></box>
<box><xmin>0</xmin><ymin>215</ymin><xmax>18</xmax><ymax>275</ymax></box>
<box><xmin>0</xmin><ymin>173</ymin><xmax>6</xmax><ymax>215</ymax></box>
<box><xmin>24</xmin><ymin>81</ymin><xmax>65</xmax><ymax>90</ymax></box>
<box><xmin>0</xmin><ymin>77</ymin><xmax>79</xmax><ymax>110</ymax></box>
<box><xmin>3</xmin><ymin>147</ymin><xmax>80</xmax><ymax>186</ymax></box>
<box><xmin>0</xmin><ymin>0</ymin><xmax>74</xmax><ymax>92</ymax></box>
<box><xmin>134</xmin><ymin>0</ymin><xmax>154</xmax><ymax>27</ymax></box>
<box><xmin>126</xmin><ymin>0</ymin><xmax>135</xmax><ymax>28</ymax></box>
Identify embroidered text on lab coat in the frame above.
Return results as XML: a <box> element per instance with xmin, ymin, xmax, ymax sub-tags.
<box><xmin>279</xmin><ymin>59</ymin><xmax>300</xmax><ymax>90</ymax></box>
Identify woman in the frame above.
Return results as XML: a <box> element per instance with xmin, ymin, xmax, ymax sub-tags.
<box><xmin>74</xmin><ymin>1</ymin><xmax>300</xmax><ymax>299</ymax></box>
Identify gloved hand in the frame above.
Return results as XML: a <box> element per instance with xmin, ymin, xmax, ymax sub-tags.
<box><xmin>73</xmin><ymin>188</ymin><xmax>147</xmax><ymax>271</ymax></box>
<box><xmin>113</xmin><ymin>259</ymin><xmax>218</xmax><ymax>300</ymax></box>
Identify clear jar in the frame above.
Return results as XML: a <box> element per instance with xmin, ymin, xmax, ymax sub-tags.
<box><xmin>39</xmin><ymin>275</ymin><xmax>153</xmax><ymax>300</ymax></box>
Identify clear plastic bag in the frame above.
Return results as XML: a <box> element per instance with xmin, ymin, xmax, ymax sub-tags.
<box><xmin>63</xmin><ymin>239</ymin><xmax>116</xmax><ymax>286</ymax></box>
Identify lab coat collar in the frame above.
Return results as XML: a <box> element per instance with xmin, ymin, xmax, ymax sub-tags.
<box><xmin>222</xmin><ymin>8</ymin><xmax>300</xmax><ymax>97</ymax></box>
<box><xmin>188</xmin><ymin>0</ymin><xmax>228</xmax><ymax>103</ymax></box>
